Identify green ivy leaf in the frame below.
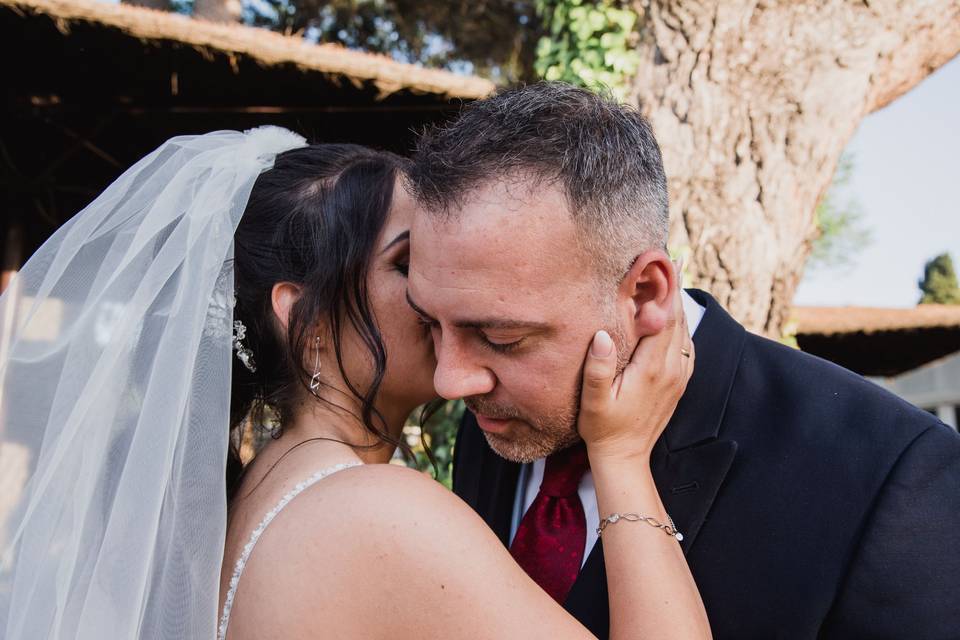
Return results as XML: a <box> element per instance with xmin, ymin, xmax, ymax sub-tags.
<box><xmin>534</xmin><ymin>0</ymin><xmax>641</xmax><ymax>100</ymax></box>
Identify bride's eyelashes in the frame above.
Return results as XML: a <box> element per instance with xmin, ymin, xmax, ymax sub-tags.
<box><xmin>394</xmin><ymin>261</ymin><xmax>409</xmax><ymax>277</ymax></box>
<box><xmin>414</xmin><ymin>313</ymin><xmax>432</xmax><ymax>328</ymax></box>
<box><xmin>414</xmin><ymin>313</ymin><xmax>436</xmax><ymax>338</ymax></box>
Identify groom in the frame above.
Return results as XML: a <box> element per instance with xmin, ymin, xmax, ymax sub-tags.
<box><xmin>406</xmin><ymin>82</ymin><xmax>960</xmax><ymax>638</ymax></box>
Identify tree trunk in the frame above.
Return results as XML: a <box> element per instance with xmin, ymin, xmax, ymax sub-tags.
<box><xmin>194</xmin><ymin>0</ymin><xmax>242</xmax><ymax>24</ymax></box>
<box><xmin>629</xmin><ymin>0</ymin><xmax>960</xmax><ymax>336</ymax></box>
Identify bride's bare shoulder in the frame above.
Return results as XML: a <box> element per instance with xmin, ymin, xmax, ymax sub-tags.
<box><xmin>234</xmin><ymin>463</ymin><xmax>588</xmax><ymax>639</ymax></box>
<box><xmin>250</xmin><ymin>462</ymin><xmax>485</xmax><ymax>565</ymax></box>
<box><xmin>293</xmin><ymin>462</ymin><xmax>477</xmax><ymax>533</ymax></box>
<box><xmin>234</xmin><ymin>463</ymin><xmax>493</xmax><ymax>632</ymax></box>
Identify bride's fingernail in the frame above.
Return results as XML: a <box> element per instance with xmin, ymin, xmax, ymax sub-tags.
<box><xmin>591</xmin><ymin>330</ymin><xmax>613</xmax><ymax>357</ymax></box>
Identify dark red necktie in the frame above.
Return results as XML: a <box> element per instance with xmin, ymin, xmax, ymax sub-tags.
<box><xmin>510</xmin><ymin>443</ymin><xmax>590</xmax><ymax>604</ymax></box>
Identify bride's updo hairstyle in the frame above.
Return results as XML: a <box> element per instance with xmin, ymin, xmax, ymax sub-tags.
<box><xmin>227</xmin><ymin>143</ymin><xmax>411</xmax><ymax>497</ymax></box>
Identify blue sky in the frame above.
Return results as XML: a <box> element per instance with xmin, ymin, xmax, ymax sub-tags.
<box><xmin>794</xmin><ymin>55</ymin><xmax>960</xmax><ymax>308</ymax></box>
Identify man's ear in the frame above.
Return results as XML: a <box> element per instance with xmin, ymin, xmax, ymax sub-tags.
<box><xmin>270</xmin><ymin>282</ymin><xmax>302</xmax><ymax>332</ymax></box>
<box><xmin>615</xmin><ymin>249</ymin><xmax>677</xmax><ymax>341</ymax></box>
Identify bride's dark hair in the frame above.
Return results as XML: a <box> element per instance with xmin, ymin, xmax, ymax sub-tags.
<box><xmin>227</xmin><ymin>143</ymin><xmax>412</xmax><ymax>498</ymax></box>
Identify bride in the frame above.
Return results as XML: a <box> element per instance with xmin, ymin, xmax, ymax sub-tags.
<box><xmin>0</xmin><ymin>127</ymin><xmax>709</xmax><ymax>639</ymax></box>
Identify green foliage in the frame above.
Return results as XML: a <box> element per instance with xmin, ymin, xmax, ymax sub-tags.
<box><xmin>534</xmin><ymin>0</ymin><xmax>641</xmax><ymax>99</ymax></box>
<box><xmin>241</xmin><ymin>0</ymin><xmax>543</xmax><ymax>83</ymax></box>
<box><xmin>808</xmin><ymin>153</ymin><xmax>873</xmax><ymax>273</ymax></box>
<box><xmin>919</xmin><ymin>253</ymin><xmax>960</xmax><ymax>305</ymax></box>
<box><xmin>149</xmin><ymin>0</ymin><xmax>653</xmax><ymax>92</ymax></box>
<box><xmin>404</xmin><ymin>400</ymin><xmax>465</xmax><ymax>489</ymax></box>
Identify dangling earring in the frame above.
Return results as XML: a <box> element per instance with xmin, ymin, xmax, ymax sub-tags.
<box><xmin>309</xmin><ymin>336</ymin><xmax>322</xmax><ymax>393</ymax></box>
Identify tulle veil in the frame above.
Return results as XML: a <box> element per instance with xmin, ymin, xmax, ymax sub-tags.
<box><xmin>0</xmin><ymin>126</ymin><xmax>306</xmax><ymax>638</ymax></box>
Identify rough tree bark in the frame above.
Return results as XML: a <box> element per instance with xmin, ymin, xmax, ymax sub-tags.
<box><xmin>629</xmin><ymin>0</ymin><xmax>960</xmax><ymax>336</ymax></box>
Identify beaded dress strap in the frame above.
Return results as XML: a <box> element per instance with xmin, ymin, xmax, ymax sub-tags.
<box><xmin>217</xmin><ymin>462</ymin><xmax>362</xmax><ymax>640</ymax></box>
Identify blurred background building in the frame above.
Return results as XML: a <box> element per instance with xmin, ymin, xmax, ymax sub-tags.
<box><xmin>795</xmin><ymin>305</ymin><xmax>960</xmax><ymax>429</ymax></box>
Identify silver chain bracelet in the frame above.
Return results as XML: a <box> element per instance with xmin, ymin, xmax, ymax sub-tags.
<box><xmin>597</xmin><ymin>513</ymin><xmax>684</xmax><ymax>541</ymax></box>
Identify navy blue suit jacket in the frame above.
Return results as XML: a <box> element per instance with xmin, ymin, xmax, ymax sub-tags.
<box><xmin>452</xmin><ymin>289</ymin><xmax>960</xmax><ymax>639</ymax></box>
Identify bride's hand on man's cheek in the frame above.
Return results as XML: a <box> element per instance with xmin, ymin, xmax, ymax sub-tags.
<box><xmin>576</xmin><ymin>286</ymin><xmax>694</xmax><ymax>462</ymax></box>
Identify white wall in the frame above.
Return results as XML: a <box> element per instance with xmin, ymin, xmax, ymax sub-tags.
<box><xmin>875</xmin><ymin>351</ymin><xmax>960</xmax><ymax>430</ymax></box>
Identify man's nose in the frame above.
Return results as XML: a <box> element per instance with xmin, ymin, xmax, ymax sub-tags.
<box><xmin>433</xmin><ymin>340</ymin><xmax>495</xmax><ymax>400</ymax></box>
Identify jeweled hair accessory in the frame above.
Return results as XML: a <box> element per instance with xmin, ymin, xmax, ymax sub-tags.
<box><xmin>233</xmin><ymin>320</ymin><xmax>257</xmax><ymax>372</ymax></box>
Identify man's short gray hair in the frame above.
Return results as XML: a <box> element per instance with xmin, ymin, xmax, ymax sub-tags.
<box><xmin>407</xmin><ymin>81</ymin><xmax>669</xmax><ymax>282</ymax></box>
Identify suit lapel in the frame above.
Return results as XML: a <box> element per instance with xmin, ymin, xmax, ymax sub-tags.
<box><xmin>486</xmin><ymin>456</ymin><xmax>521</xmax><ymax>546</ymax></box>
<box><xmin>563</xmin><ymin>437</ymin><xmax>738</xmax><ymax>639</ymax></box>
<box><xmin>564</xmin><ymin>290</ymin><xmax>746</xmax><ymax>629</ymax></box>
<box><xmin>460</xmin><ymin>411</ymin><xmax>522</xmax><ymax>546</ymax></box>
<box><xmin>653</xmin><ymin>439</ymin><xmax>738</xmax><ymax>551</ymax></box>
<box><xmin>565</xmin><ymin>541</ymin><xmax>610</xmax><ymax>637</ymax></box>
<box><xmin>655</xmin><ymin>289</ymin><xmax>745</xmax><ymax>551</ymax></box>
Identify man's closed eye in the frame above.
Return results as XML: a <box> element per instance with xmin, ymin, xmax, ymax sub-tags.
<box><xmin>478</xmin><ymin>333</ymin><xmax>523</xmax><ymax>354</ymax></box>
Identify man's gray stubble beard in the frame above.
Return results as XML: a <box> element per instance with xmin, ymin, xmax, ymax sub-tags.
<box><xmin>474</xmin><ymin>319</ymin><xmax>630</xmax><ymax>464</ymax></box>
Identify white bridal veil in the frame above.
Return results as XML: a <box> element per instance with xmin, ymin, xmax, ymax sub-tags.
<box><xmin>0</xmin><ymin>127</ymin><xmax>307</xmax><ymax>638</ymax></box>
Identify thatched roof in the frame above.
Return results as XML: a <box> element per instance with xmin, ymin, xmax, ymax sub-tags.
<box><xmin>1</xmin><ymin>0</ymin><xmax>493</xmax><ymax>277</ymax></box>
<box><xmin>1</xmin><ymin>0</ymin><xmax>495</xmax><ymax>100</ymax></box>
<box><xmin>793</xmin><ymin>304</ymin><xmax>960</xmax><ymax>336</ymax></box>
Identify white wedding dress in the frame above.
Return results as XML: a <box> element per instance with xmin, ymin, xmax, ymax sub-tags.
<box><xmin>217</xmin><ymin>462</ymin><xmax>362</xmax><ymax>640</ymax></box>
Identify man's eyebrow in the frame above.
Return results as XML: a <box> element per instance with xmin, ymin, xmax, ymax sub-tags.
<box><xmin>404</xmin><ymin>290</ymin><xmax>548</xmax><ymax>332</ymax></box>
<box><xmin>454</xmin><ymin>318</ymin><xmax>551</xmax><ymax>331</ymax></box>
<box><xmin>380</xmin><ymin>230</ymin><xmax>410</xmax><ymax>255</ymax></box>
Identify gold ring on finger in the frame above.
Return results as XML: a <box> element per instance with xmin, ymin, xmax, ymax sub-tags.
<box><xmin>680</xmin><ymin>348</ymin><xmax>691</xmax><ymax>358</ymax></box>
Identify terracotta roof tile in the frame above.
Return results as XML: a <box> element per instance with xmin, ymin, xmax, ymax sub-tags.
<box><xmin>793</xmin><ymin>305</ymin><xmax>960</xmax><ymax>336</ymax></box>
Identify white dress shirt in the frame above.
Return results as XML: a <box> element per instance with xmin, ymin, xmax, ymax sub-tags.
<box><xmin>508</xmin><ymin>290</ymin><xmax>705</xmax><ymax>565</ymax></box>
